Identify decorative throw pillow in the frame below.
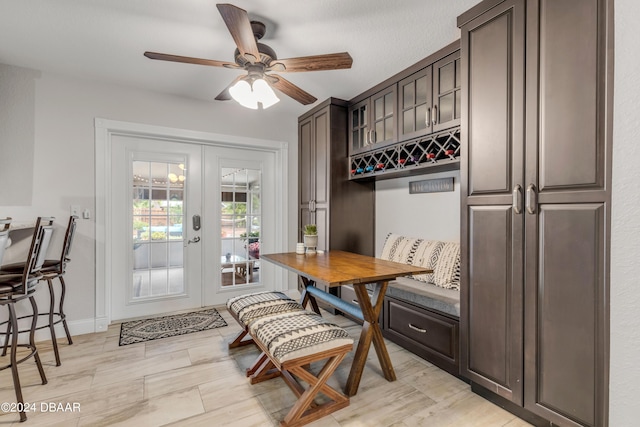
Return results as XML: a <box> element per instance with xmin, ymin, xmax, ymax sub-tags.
<box><xmin>381</xmin><ymin>233</ymin><xmax>460</xmax><ymax>290</ymax></box>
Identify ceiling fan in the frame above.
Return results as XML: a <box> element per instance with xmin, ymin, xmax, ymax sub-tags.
<box><xmin>144</xmin><ymin>3</ymin><xmax>353</xmax><ymax>109</ymax></box>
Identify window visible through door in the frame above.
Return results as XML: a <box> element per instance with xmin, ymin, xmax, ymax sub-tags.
<box><xmin>220</xmin><ymin>167</ymin><xmax>261</xmax><ymax>287</ymax></box>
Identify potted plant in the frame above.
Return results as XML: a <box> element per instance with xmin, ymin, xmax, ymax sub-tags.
<box><xmin>302</xmin><ymin>224</ymin><xmax>318</xmax><ymax>254</ymax></box>
<box><xmin>240</xmin><ymin>231</ymin><xmax>260</xmax><ymax>259</ymax></box>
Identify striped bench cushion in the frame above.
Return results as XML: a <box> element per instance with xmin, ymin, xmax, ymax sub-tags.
<box><xmin>381</xmin><ymin>233</ymin><xmax>461</xmax><ymax>291</ymax></box>
<box><xmin>227</xmin><ymin>291</ymin><xmax>303</xmax><ymax>326</ymax></box>
<box><xmin>249</xmin><ymin>311</ymin><xmax>353</xmax><ymax>364</ymax></box>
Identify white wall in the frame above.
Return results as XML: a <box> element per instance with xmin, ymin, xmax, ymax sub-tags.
<box><xmin>609</xmin><ymin>0</ymin><xmax>640</xmax><ymax>424</ymax></box>
<box><xmin>375</xmin><ymin>170</ymin><xmax>460</xmax><ymax>255</ymax></box>
<box><xmin>0</xmin><ymin>64</ymin><xmax>39</xmax><ymax>205</ymax></box>
<box><xmin>0</xmin><ymin>68</ymin><xmax>298</xmax><ymax>331</ymax></box>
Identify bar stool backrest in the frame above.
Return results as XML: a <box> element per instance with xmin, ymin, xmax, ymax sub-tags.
<box><xmin>20</xmin><ymin>217</ymin><xmax>55</xmax><ymax>295</ymax></box>
<box><xmin>0</xmin><ymin>218</ymin><xmax>11</xmax><ymax>266</ymax></box>
<box><xmin>58</xmin><ymin>215</ymin><xmax>78</xmax><ymax>274</ymax></box>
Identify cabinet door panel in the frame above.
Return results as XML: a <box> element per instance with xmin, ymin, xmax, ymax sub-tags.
<box><xmin>464</xmin><ymin>205</ymin><xmax>523</xmax><ymax>403</ymax></box>
<box><xmin>314</xmin><ymin>109</ymin><xmax>329</xmax><ymax>205</ymax></box>
<box><xmin>525</xmin><ymin>203</ymin><xmax>604</xmax><ymax>426</ymax></box>
<box><xmin>467</xmin><ymin>8</ymin><xmax>523</xmax><ymax>196</ymax></box>
<box><xmin>538</xmin><ymin>0</ymin><xmax>602</xmax><ymax>191</ymax></box>
<box><xmin>398</xmin><ymin>68</ymin><xmax>432</xmax><ymax>141</ymax></box>
<box><xmin>433</xmin><ymin>51</ymin><xmax>461</xmax><ymax>132</ymax></box>
<box><xmin>299</xmin><ymin>117</ymin><xmax>313</xmax><ymax>206</ymax></box>
<box><xmin>370</xmin><ymin>86</ymin><xmax>396</xmax><ymax>146</ymax></box>
<box><xmin>315</xmin><ymin>207</ymin><xmax>328</xmax><ymax>252</ymax></box>
<box><xmin>349</xmin><ymin>99</ymin><xmax>369</xmax><ymax>155</ymax></box>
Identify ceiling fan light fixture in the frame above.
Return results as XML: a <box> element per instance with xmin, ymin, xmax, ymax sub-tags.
<box><xmin>229</xmin><ymin>77</ymin><xmax>279</xmax><ymax>110</ymax></box>
<box><xmin>229</xmin><ymin>79</ymin><xmax>258</xmax><ymax>109</ymax></box>
<box><xmin>252</xmin><ymin>78</ymin><xmax>280</xmax><ymax>109</ymax></box>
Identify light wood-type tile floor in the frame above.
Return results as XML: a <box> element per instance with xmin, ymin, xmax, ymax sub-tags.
<box><xmin>0</xmin><ymin>307</ymin><xmax>533</xmax><ymax>426</ymax></box>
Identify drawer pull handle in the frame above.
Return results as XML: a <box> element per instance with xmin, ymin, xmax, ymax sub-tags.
<box><xmin>408</xmin><ymin>323</ymin><xmax>427</xmax><ymax>333</ymax></box>
<box><xmin>351</xmin><ymin>299</ymin><xmax>359</xmax><ymax>305</ymax></box>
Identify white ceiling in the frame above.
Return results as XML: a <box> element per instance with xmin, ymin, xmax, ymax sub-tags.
<box><xmin>0</xmin><ymin>0</ymin><xmax>480</xmax><ymax>116</ymax></box>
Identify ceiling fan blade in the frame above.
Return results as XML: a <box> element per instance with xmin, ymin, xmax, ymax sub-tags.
<box><xmin>267</xmin><ymin>74</ymin><xmax>317</xmax><ymax>105</ymax></box>
<box><xmin>269</xmin><ymin>52</ymin><xmax>353</xmax><ymax>73</ymax></box>
<box><xmin>144</xmin><ymin>51</ymin><xmax>239</xmax><ymax>68</ymax></box>
<box><xmin>216</xmin><ymin>4</ymin><xmax>260</xmax><ymax>60</ymax></box>
<box><xmin>215</xmin><ymin>75</ymin><xmax>245</xmax><ymax>101</ymax></box>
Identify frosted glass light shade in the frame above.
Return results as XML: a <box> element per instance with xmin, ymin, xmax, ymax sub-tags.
<box><xmin>252</xmin><ymin>78</ymin><xmax>280</xmax><ymax>109</ymax></box>
<box><xmin>229</xmin><ymin>78</ymin><xmax>280</xmax><ymax>109</ymax></box>
<box><xmin>229</xmin><ymin>80</ymin><xmax>257</xmax><ymax>109</ymax></box>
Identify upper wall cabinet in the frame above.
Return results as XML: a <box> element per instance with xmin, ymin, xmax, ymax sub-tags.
<box><xmin>432</xmin><ymin>52</ymin><xmax>462</xmax><ymax>132</ymax></box>
<box><xmin>348</xmin><ymin>42</ymin><xmax>462</xmax><ymax>181</ymax></box>
<box><xmin>349</xmin><ymin>85</ymin><xmax>396</xmax><ymax>155</ymax></box>
<box><xmin>398</xmin><ymin>50</ymin><xmax>461</xmax><ymax>142</ymax></box>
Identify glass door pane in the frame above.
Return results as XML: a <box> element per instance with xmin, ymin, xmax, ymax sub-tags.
<box><xmin>220</xmin><ymin>167</ymin><xmax>261</xmax><ymax>287</ymax></box>
<box><xmin>132</xmin><ymin>161</ymin><xmax>186</xmax><ymax>299</ymax></box>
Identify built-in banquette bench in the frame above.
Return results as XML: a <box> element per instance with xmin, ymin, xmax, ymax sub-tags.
<box><xmin>227</xmin><ymin>291</ymin><xmax>354</xmax><ymax>427</ymax></box>
<box><xmin>341</xmin><ymin>234</ymin><xmax>461</xmax><ymax>376</ymax></box>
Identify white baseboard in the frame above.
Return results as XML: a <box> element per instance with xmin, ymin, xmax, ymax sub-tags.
<box><xmin>0</xmin><ymin>317</ymin><xmax>105</xmax><ymax>346</ymax></box>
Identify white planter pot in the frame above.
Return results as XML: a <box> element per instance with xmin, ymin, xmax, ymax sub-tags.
<box><xmin>303</xmin><ymin>234</ymin><xmax>318</xmax><ymax>254</ymax></box>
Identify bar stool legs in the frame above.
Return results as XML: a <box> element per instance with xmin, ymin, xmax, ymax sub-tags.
<box><xmin>4</xmin><ymin>297</ymin><xmax>48</xmax><ymax>422</ymax></box>
<box><xmin>46</xmin><ymin>275</ymin><xmax>73</xmax><ymax>366</ymax></box>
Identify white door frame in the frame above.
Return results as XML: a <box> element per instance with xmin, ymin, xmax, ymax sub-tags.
<box><xmin>95</xmin><ymin>118</ymin><xmax>288</xmax><ymax>331</ymax></box>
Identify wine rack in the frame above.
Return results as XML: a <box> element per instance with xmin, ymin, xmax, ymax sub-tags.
<box><xmin>349</xmin><ymin>127</ymin><xmax>461</xmax><ymax>180</ymax></box>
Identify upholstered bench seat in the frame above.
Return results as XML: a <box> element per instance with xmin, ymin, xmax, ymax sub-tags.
<box><xmin>249</xmin><ymin>310</ymin><xmax>353</xmax><ymax>364</ymax></box>
<box><xmin>226</xmin><ymin>291</ymin><xmax>305</xmax><ymax>349</ymax></box>
<box><xmin>227</xmin><ymin>291</ymin><xmax>353</xmax><ymax>427</ymax></box>
<box><xmin>227</xmin><ymin>291</ymin><xmax>304</xmax><ymax>326</ymax></box>
<box><xmin>386</xmin><ymin>276</ymin><xmax>460</xmax><ymax>317</ymax></box>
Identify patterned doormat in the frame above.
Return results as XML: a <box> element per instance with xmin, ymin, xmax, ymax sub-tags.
<box><xmin>119</xmin><ymin>308</ymin><xmax>227</xmax><ymax>346</ymax></box>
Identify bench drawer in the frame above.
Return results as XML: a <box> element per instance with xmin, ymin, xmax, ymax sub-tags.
<box><xmin>383</xmin><ymin>296</ymin><xmax>459</xmax><ymax>375</ymax></box>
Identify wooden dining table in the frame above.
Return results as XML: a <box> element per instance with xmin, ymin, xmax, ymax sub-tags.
<box><xmin>260</xmin><ymin>250</ymin><xmax>432</xmax><ymax>396</ymax></box>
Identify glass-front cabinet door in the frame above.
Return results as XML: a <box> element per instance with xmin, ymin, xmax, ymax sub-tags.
<box><xmin>371</xmin><ymin>85</ymin><xmax>397</xmax><ymax>147</ymax></box>
<box><xmin>398</xmin><ymin>66</ymin><xmax>433</xmax><ymax>141</ymax></box>
<box><xmin>349</xmin><ymin>98</ymin><xmax>369</xmax><ymax>155</ymax></box>
<box><xmin>433</xmin><ymin>51</ymin><xmax>461</xmax><ymax>132</ymax></box>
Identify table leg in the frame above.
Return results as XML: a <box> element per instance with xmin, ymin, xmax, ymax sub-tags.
<box><xmin>299</xmin><ymin>276</ymin><xmax>321</xmax><ymax>315</ymax></box>
<box><xmin>344</xmin><ymin>280</ymin><xmax>395</xmax><ymax>396</ymax></box>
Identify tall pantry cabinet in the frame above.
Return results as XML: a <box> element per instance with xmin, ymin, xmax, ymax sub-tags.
<box><xmin>298</xmin><ymin>98</ymin><xmax>375</xmax><ymax>305</ymax></box>
<box><xmin>458</xmin><ymin>0</ymin><xmax>612</xmax><ymax>426</ymax></box>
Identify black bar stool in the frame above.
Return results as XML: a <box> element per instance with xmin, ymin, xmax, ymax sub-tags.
<box><xmin>0</xmin><ymin>215</ymin><xmax>77</xmax><ymax>366</ymax></box>
<box><xmin>0</xmin><ymin>217</ymin><xmax>54</xmax><ymax>422</ymax></box>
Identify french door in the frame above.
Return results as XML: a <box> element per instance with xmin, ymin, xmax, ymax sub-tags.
<box><xmin>110</xmin><ymin>137</ymin><xmax>276</xmax><ymax>320</ymax></box>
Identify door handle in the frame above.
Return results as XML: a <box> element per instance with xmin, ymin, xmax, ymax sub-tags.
<box><xmin>526</xmin><ymin>184</ymin><xmax>537</xmax><ymax>214</ymax></box>
<box><xmin>432</xmin><ymin>105</ymin><xmax>438</xmax><ymax>126</ymax></box>
<box><xmin>512</xmin><ymin>185</ymin><xmax>522</xmax><ymax>214</ymax></box>
<box><xmin>192</xmin><ymin>215</ymin><xmax>201</xmax><ymax>231</ymax></box>
<box><xmin>187</xmin><ymin>236</ymin><xmax>200</xmax><ymax>244</ymax></box>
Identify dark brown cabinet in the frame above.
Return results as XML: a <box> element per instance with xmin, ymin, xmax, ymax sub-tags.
<box><xmin>299</xmin><ymin>98</ymin><xmax>376</xmax><ymax>308</ymax></box>
<box><xmin>458</xmin><ymin>1</ymin><xmax>612</xmax><ymax>426</ymax></box>
<box><xmin>398</xmin><ymin>50</ymin><xmax>461</xmax><ymax>142</ymax></box>
<box><xmin>398</xmin><ymin>67</ymin><xmax>432</xmax><ymax>141</ymax></box>
<box><xmin>383</xmin><ymin>297</ymin><xmax>459</xmax><ymax>377</ymax></box>
<box><xmin>432</xmin><ymin>52</ymin><xmax>461</xmax><ymax>133</ymax></box>
<box><xmin>349</xmin><ymin>85</ymin><xmax>396</xmax><ymax>155</ymax></box>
